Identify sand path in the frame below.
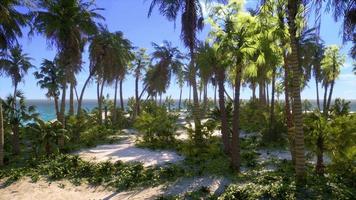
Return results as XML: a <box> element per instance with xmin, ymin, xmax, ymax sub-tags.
<box><xmin>75</xmin><ymin>129</ymin><xmax>184</xmax><ymax>167</ymax></box>
<box><xmin>0</xmin><ymin>178</ymin><xmax>163</xmax><ymax>200</ymax></box>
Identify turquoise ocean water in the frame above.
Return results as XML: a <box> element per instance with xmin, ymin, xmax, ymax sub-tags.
<box><xmin>27</xmin><ymin>99</ymin><xmax>356</xmax><ymax>121</ymax></box>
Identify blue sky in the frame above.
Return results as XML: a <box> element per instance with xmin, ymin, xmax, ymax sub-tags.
<box><xmin>0</xmin><ymin>0</ymin><xmax>354</xmax><ymax>100</ymax></box>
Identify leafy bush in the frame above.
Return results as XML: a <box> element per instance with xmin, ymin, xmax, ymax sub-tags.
<box><xmin>0</xmin><ymin>154</ymin><xmax>185</xmax><ymax>191</ymax></box>
<box><xmin>79</xmin><ymin>125</ymin><xmax>115</xmax><ymax>147</ymax></box>
<box><xmin>25</xmin><ymin>119</ymin><xmax>67</xmax><ymax>156</ymax></box>
<box><xmin>134</xmin><ymin>103</ymin><xmax>178</xmax><ymax>147</ymax></box>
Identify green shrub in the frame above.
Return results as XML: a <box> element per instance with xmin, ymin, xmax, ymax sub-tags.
<box><xmin>134</xmin><ymin>104</ymin><xmax>178</xmax><ymax>147</ymax></box>
<box><xmin>0</xmin><ymin>154</ymin><xmax>186</xmax><ymax>191</ymax></box>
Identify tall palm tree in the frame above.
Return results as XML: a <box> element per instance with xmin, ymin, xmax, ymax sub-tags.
<box><xmin>209</xmin><ymin>1</ymin><xmax>258</xmax><ymax>171</ymax></box>
<box><xmin>0</xmin><ymin>0</ymin><xmax>28</xmax><ymax>50</ymax></box>
<box><xmin>109</xmin><ymin>31</ymin><xmax>133</xmax><ymax>119</ymax></box>
<box><xmin>197</xmin><ymin>43</ymin><xmax>214</xmax><ymax>116</ymax></box>
<box><xmin>88</xmin><ymin>28</ymin><xmax>133</xmax><ymax>122</ymax></box>
<box><xmin>196</xmin><ymin>42</ymin><xmax>230</xmax><ymax>153</ymax></box>
<box><xmin>0</xmin><ymin>45</ymin><xmax>33</xmax><ymax>110</ymax></box>
<box><xmin>321</xmin><ymin>45</ymin><xmax>345</xmax><ymax>115</ymax></box>
<box><xmin>2</xmin><ymin>91</ymin><xmax>39</xmax><ymax>155</ymax></box>
<box><xmin>150</xmin><ymin>41</ymin><xmax>184</xmax><ymax>99</ymax></box>
<box><xmin>132</xmin><ymin>48</ymin><xmax>150</xmax><ymax>117</ymax></box>
<box><xmin>147</xmin><ymin>0</ymin><xmax>227</xmax><ymax>138</ymax></box>
<box><xmin>32</xmin><ymin>0</ymin><xmax>103</xmax><ymax>126</ymax></box>
<box><xmin>286</xmin><ymin>0</ymin><xmax>306</xmax><ymax>184</ymax></box>
<box><xmin>34</xmin><ymin>58</ymin><xmax>64</xmax><ymax>120</ymax></box>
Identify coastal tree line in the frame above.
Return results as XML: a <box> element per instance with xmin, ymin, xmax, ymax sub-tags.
<box><xmin>0</xmin><ymin>0</ymin><xmax>355</xmax><ymax>190</ymax></box>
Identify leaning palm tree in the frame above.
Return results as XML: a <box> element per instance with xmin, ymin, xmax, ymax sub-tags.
<box><xmin>32</xmin><ymin>0</ymin><xmax>103</xmax><ymax>126</ymax></box>
<box><xmin>147</xmin><ymin>0</ymin><xmax>227</xmax><ymax>138</ymax></box>
<box><xmin>132</xmin><ymin>48</ymin><xmax>150</xmax><ymax>117</ymax></box>
<box><xmin>34</xmin><ymin>58</ymin><xmax>64</xmax><ymax>120</ymax></box>
<box><xmin>0</xmin><ymin>0</ymin><xmax>28</xmax><ymax>50</ymax></box>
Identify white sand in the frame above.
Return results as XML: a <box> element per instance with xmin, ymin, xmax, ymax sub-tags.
<box><xmin>0</xmin><ymin>178</ymin><xmax>163</xmax><ymax>200</ymax></box>
<box><xmin>75</xmin><ymin>135</ymin><xmax>184</xmax><ymax>167</ymax></box>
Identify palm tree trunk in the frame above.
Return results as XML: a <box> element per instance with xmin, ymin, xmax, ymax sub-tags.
<box><xmin>77</xmin><ymin>73</ymin><xmax>93</xmax><ymax>116</ymax></box>
<box><xmin>284</xmin><ymin>58</ymin><xmax>295</xmax><ymax>165</ymax></box>
<box><xmin>178</xmin><ymin>86</ymin><xmax>182</xmax><ymax>111</ymax></box>
<box><xmin>323</xmin><ymin>84</ymin><xmax>328</xmax><ymax>114</ymax></box>
<box><xmin>69</xmin><ymin>83</ymin><xmax>74</xmax><ymax>116</ymax></box>
<box><xmin>54</xmin><ymin>95</ymin><xmax>60</xmax><ymax>119</ymax></box>
<box><xmin>59</xmin><ymin>84</ymin><xmax>66</xmax><ymax>124</ymax></box>
<box><xmin>266</xmin><ymin>82</ymin><xmax>269</xmax><ymax>107</ymax></box>
<box><xmin>217</xmin><ymin>67</ymin><xmax>230</xmax><ymax>154</ymax></box>
<box><xmin>287</xmin><ymin>4</ymin><xmax>306</xmax><ymax>183</ymax></box>
<box><xmin>269</xmin><ymin>68</ymin><xmax>276</xmax><ymax>140</ymax></box>
<box><xmin>12</xmin><ymin>83</ymin><xmax>20</xmax><ymax>155</ymax></box>
<box><xmin>0</xmin><ymin>101</ymin><xmax>4</xmax><ymax>166</ymax></box>
<box><xmin>259</xmin><ymin>79</ymin><xmax>266</xmax><ymax>106</ymax></box>
<box><xmin>191</xmin><ymin>61</ymin><xmax>202</xmax><ymax>145</ymax></box>
<box><xmin>326</xmin><ymin>65</ymin><xmax>336</xmax><ymax>110</ymax></box>
<box><xmin>120</xmin><ymin>78</ymin><xmax>124</xmax><ymax>110</ymax></box>
<box><xmin>58</xmin><ymin>82</ymin><xmax>66</xmax><ymax>148</ymax></box>
<box><xmin>99</xmin><ymin>80</ymin><xmax>105</xmax><ymax>124</ymax></box>
<box><xmin>203</xmin><ymin>83</ymin><xmax>208</xmax><ymax>117</ymax></box>
<box><xmin>326</xmin><ymin>74</ymin><xmax>336</xmax><ymax>112</ymax></box>
<box><xmin>135</xmin><ymin>76</ymin><xmax>140</xmax><ymax>117</ymax></box>
<box><xmin>214</xmin><ymin>84</ymin><xmax>217</xmax><ymax>105</ymax></box>
<box><xmin>189</xmin><ymin>85</ymin><xmax>191</xmax><ymax>103</ymax></box>
<box><xmin>231</xmin><ymin>67</ymin><xmax>242</xmax><ymax>171</ymax></box>
<box><xmin>315</xmin><ymin>77</ymin><xmax>320</xmax><ymax>110</ymax></box>
<box><xmin>316</xmin><ymin>135</ymin><xmax>324</xmax><ymax>174</ymax></box>
<box><xmin>113</xmin><ymin>77</ymin><xmax>119</xmax><ymax>122</ymax></box>
<box><xmin>252</xmin><ymin>82</ymin><xmax>256</xmax><ymax>101</ymax></box>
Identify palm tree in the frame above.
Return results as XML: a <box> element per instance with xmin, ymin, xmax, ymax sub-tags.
<box><xmin>321</xmin><ymin>45</ymin><xmax>345</xmax><ymax>115</ymax></box>
<box><xmin>108</xmin><ymin>31</ymin><xmax>133</xmax><ymax>120</ymax></box>
<box><xmin>0</xmin><ymin>45</ymin><xmax>33</xmax><ymax>112</ymax></box>
<box><xmin>209</xmin><ymin>1</ymin><xmax>258</xmax><ymax>171</ymax></box>
<box><xmin>150</xmin><ymin>41</ymin><xmax>184</xmax><ymax>101</ymax></box>
<box><xmin>2</xmin><ymin>91</ymin><xmax>39</xmax><ymax>155</ymax></box>
<box><xmin>132</xmin><ymin>48</ymin><xmax>150</xmax><ymax>117</ymax></box>
<box><xmin>147</xmin><ymin>0</ymin><xmax>227</xmax><ymax>138</ymax></box>
<box><xmin>196</xmin><ymin>42</ymin><xmax>230</xmax><ymax>153</ymax></box>
<box><xmin>286</xmin><ymin>0</ymin><xmax>307</xmax><ymax>183</ymax></box>
<box><xmin>32</xmin><ymin>0</ymin><xmax>103</xmax><ymax>126</ymax></box>
<box><xmin>0</xmin><ymin>0</ymin><xmax>28</xmax><ymax>50</ymax></box>
<box><xmin>176</xmin><ymin>67</ymin><xmax>185</xmax><ymax>111</ymax></box>
<box><xmin>27</xmin><ymin>119</ymin><xmax>66</xmax><ymax>156</ymax></box>
<box><xmin>88</xmin><ymin>28</ymin><xmax>133</xmax><ymax>122</ymax></box>
<box><xmin>34</xmin><ymin>58</ymin><xmax>64</xmax><ymax>120</ymax></box>
<box><xmin>0</xmin><ymin>99</ymin><xmax>4</xmax><ymax>166</ymax></box>
<box><xmin>197</xmin><ymin>43</ymin><xmax>214</xmax><ymax>116</ymax></box>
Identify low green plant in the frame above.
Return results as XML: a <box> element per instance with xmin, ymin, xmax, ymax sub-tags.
<box><xmin>0</xmin><ymin>154</ymin><xmax>186</xmax><ymax>191</ymax></box>
<box><xmin>25</xmin><ymin>119</ymin><xmax>67</xmax><ymax>156</ymax></box>
<box><xmin>134</xmin><ymin>103</ymin><xmax>178</xmax><ymax>148</ymax></box>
